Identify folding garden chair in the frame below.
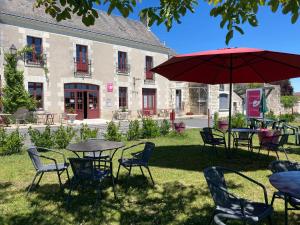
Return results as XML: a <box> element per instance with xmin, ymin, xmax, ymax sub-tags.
<box><xmin>116</xmin><ymin>142</ymin><xmax>155</xmax><ymax>186</ymax></box>
<box><xmin>27</xmin><ymin>147</ymin><xmax>70</xmax><ymax>194</ymax></box>
<box><xmin>204</xmin><ymin>166</ymin><xmax>273</xmax><ymax>225</ymax></box>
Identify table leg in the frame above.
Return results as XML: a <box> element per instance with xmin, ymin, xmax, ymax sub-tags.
<box><xmin>284</xmin><ymin>194</ymin><xmax>288</xmax><ymax>225</ymax></box>
<box><xmin>71</xmin><ymin>151</ymin><xmax>80</xmax><ymax>158</ymax></box>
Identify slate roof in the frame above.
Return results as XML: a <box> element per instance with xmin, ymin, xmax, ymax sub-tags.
<box><xmin>0</xmin><ymin>0</ymin><xmax>170</xmax><ymax>52</ymax></box>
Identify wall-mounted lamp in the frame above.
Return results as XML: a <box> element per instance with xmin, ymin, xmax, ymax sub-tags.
<box><xmin>9</xmin><ymin>44</ymin><xmax>17</xmax><ymax>55</ymax></box>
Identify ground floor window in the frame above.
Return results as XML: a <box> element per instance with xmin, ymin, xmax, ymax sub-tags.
<box><xmin>28</xmin><ymin>82</ymin><xmax>43</xmax><ymax>110</ymax></box>
<box><xmin>219</xmin><ymin>93</ymin><xmax>229</xmax><ymax>111</ymax></box>
<box><xmin>142</xmin><ymin>88</ymin><xmax>156</xmax><ymax>115</ymax></box>
<box><xmin>119</xmin><ymin>87</ymin><xmax>128</xmax><ymax>109</ymax></box>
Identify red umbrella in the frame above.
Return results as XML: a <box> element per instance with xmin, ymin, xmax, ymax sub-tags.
<box><xmin>151</xmin><ymin>47</ymin><xmax>300</xmax><ymax>151</ymax></box>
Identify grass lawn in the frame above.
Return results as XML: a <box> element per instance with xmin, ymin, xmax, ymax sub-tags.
<box><xmin>1</xmin><ymin>128</ymin><xmax>300</xmax><ymax>225</ymax></box>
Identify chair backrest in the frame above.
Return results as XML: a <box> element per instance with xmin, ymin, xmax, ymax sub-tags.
<box><xmin>204</xmin><ymin>167</ymin><xmax>231</xmax><ymax>208</ymax></box>
<box><xmin>238</xmin><ymin>131</ymin><xmax>250</xmax><ymax>139</ymax></box>
<box><xmin>278</xmin><ymin>134</ymin><xmax>289</xmax><ymax>146</ymax></box>
<box><xmin>69</xmin><ymin>158</ymin><xmax>94</xmax><ymax>180</ymax></box>
<box><xmin>269</xmin><ymin>160</ymin><xmax>300</xmax><ymax>173</ymax></box>
<box><xmin>201</xmin><ymin>128</ymin><xmax>214</xmax><ymax>142</ymax></box>
<box><xmin>14</xmin><ymin>107</ymin><xmax>29</xmax><ymax>120</ymax></box>
<box><xmin>139</xmin><ymin>142</ymin><xmax>155</xmax><ymax>164</ymax></box>
<box><xmin>27</xmin><ymin>147</ymin><xmax>43</xmax><ymax>171</ymax></box>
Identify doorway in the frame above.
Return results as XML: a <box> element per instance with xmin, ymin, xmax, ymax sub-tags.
<box><xmin>176</xmin><ymin>89</ymin><xmax>182</xmax><ymax>112</ymax></box>
<box><xmin>142</xmin><ymin>88</ymin><xmax>156</xmax><ymax>116</ymax></box>
<box><xmin>64</xmin><ymin>83</ymin><xmax>100</xmax><ymax>120</ymax></box>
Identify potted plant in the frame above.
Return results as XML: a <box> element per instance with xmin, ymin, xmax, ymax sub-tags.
<box><xmin>66</xmin><ymin>107</ymin><xmax>76</xmax><ymax>123</ymax></box>
<box><xmin>218</xmin><ymin>117</ymin><xmax>228</xmax><ymax>131</ymax></box>
<box><xmin>174</xmin><ymin>121</ymin><xmax>186</xmax><ymax>133</ymax></box>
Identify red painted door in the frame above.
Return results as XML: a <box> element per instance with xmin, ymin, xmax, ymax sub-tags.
<box><xmin>142</xmin><ymin>88</ymin><xmax>156</xmax><ymax>116</ymax></box>
<box><xmin>87</xmin><ymin>91</ymin><xmax>99</xmax><ymax>119</ymax></box>
<box><xmin>76</xmin><ymin>92</ymin><xmax>84</xmax><ymax>120</ymax></box>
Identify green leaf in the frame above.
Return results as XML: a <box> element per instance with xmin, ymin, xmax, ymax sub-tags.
<box><xmin>225</xmin><ymin>30</ymin><xmax>233</xmax><ymax>45</ymax></box>
<box><xmin>59</xmin><ymin>0</ymin><xmax>66</xmax><ymax>6</ymax></box>
<box><xmin>233</xmin><ymin>26</ymin><xmax>244</xmax><ymax>35</ymax></box>
<box><xmin>291</xmin><ymin>12</ymin><xmax>299</xmax><ymax>24</ymax></box>
<box><xmin>248</xmin><ymin>17</ymin><xmax>258</xmax><ymax>27</ymax></box>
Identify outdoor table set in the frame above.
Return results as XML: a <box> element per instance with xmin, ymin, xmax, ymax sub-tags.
<box><xmin>66</xmin><ymin>139</ymin><xmax>125</xmax><ymax>200</ymax></box>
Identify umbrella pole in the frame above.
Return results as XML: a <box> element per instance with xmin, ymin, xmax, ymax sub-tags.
<box><xmin>228</xmin><ymin>56</ymin><xmax>233</xmax><ymax>154</ymax></box>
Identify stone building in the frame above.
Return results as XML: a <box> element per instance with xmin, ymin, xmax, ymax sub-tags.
<box><xmin>0</xmin><ymin>0</ymin><xmax>191</xmax><ymax>120</ymax></box>
<box><xmin>0</xmin><ymin>0</ymin><xmax>281</xmax><ymax>121</ymax></box>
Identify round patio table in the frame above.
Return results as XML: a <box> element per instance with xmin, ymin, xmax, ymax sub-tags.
<box><xmin>269</xmin><ymin>171</ymin><xmax>300</xmax><ymax>225</ymax></box>
<box><xmin>269</xmin><ymin>171</ymin><xmax>300</xmax><ymax>199</ymax></box>
<box><xmin>67</xmin><ymin>139</ymin><xmax>125</xmax><ymax>158</ymax></box>
<box><xmin>229</xmin><ymin>128</ymin><xmax>261</xmax><ymax>133</ymax></box>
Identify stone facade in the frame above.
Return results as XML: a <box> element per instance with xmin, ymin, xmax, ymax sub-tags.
<box><xmin>0</xmin><ymin>0</ymin><xmax>187</xmax><ymax>120</ymax></box>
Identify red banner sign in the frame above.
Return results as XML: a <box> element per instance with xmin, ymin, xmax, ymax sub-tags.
<box><xmin>246</xmin><ymin>89</ymin><xmax>262</xmax><ymax>118</ymax></box>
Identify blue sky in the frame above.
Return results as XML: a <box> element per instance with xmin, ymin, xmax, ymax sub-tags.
<box><xmin>96</xmin><ymin>1</ymin><xmax>300</xmax><ymax>92</ymax></box>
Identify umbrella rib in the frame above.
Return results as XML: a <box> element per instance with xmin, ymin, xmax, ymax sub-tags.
<box><xmin>244</xmin><ymin>61</ymin><xmax>268</xmax><ymax>83</ymax></box>
<box><xmin>169</xmin><ymin>55</ymin><xmax>227</xmax><ymax>80</ymax></box>
<box><xmin>233</xmin><ymin>52</ymin><xmax>269</xmax><ymax>70</ymax></box>
<box><xmin>249</xmin><ymin>52</ymin><xmax>300</xmax><ymax>70</ymax></box>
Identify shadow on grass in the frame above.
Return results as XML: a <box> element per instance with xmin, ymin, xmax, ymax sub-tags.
<box><xmin>149</xmin><ymin>145</ymin><xmax>277</xmax><ymax>172</ymax></box>
<box><xmin>0</xmin><ymin>179</ymin><xmax>215</xmax><ymax>225</ymax></box>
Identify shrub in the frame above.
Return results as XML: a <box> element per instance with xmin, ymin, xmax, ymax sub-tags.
<box><xmin>28</xmin><ymin>125</ymin><xmax>55</xmax><ymax>148</ymax></box>
<box><xmin>278</xmin><ymin>113</ymin><xmax>296</xmax><ymax>122</ymax></box>
<box><xmin>79</xmin><ymin>123</ymin><xmax>98</xmax><ymax>141</ymax></box>
<box><xmin>168</xmin><ymin>130</ymin><xmax>188</xmax><ymax>138</ymax></box>
<box><xmin>54</xmin><ymin>125</ymin><xmax>76</xmax><ymax>149</ymax></box>
<box><xmin>0</xmin><ymin>128</ymin><xmax>24</xmax><ymax>155</ymax></box>
<box><xmin>160</xmin><ymin>119</ymin><xmax>171</xmax><ymax>136</ymax></box>
<box><xmin>104</xmin><ymin>121</ymin><xmax>122</xmax><ymax>141</ymax></box>
<box><xmin>265</xmin><ymin>111</ymin><xmax>277</xmax><ymax>120</ymax></box>
<box><xmin>127</xmin><ymin>120</ymin><xmax>140</xmax><ymax>141</ymax></box>
<box><xmin>231</xmin><ymin>113</ymin><xmax>246</xmax><ymax>128</ymax></box>
<box><xmin>141</xmin><ymin>118</ymin><xmax>160</xmax><ymax>139</ymax></box>
<box><xmin>213</xmin><ymin>112</ymin><xmax>219</xmax><ymax>129</ymax></box>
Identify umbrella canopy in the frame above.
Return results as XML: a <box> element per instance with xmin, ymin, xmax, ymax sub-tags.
<box><xmin>152</xmin><ymin>47</ymin><xmax>300</xmax><ymax>152</ymax></box>
<box><xmin>152</xmin><ymin>47</ymin><xmax>300</xmax><ymax>84</ymax></box>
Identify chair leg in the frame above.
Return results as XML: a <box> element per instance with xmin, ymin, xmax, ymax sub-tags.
<box><xmin>27</xmin><ymin>172</ymin><xmax>40</xmax><ymax>195</ymax></box>
<box><xmin>146</xmin><ymin>166</ymin><xmax>155</xmax><ymax>186</ymax></box>
<box><xmin>267</xmin><ymin>215</ymin><xmax>273</xmax><ymax>225</ymax></box>
<box><xmin>283</xmin><ymin>148</ymin><xmax>289</xmax><ymax>160</ymax></box>
<box><xmin>67</xmin><ymin>179</ymin><xmax>75</xmax><ymax>207</ymax></box>
<box><xmin>139</xmin><ymin>166</ymin><xmax>145</xmax><ymax>177</ymax></box>
<box><xmin>57</xmin><ymin>170</ymin><xmax>63</xmax><ymax>190</ymax></box>
<box><xmin>208</xmin><ymin>211</ymin><xmax>215</xmax><ymax>225</ymax></box>
<box><xmin>275</xmin><ymin>150</ymin><xmax>280</xmax><ymax>160</ymax></box>
<box><xmin>116</xmin><ymin>163</ymin><xmax>122</xmax><ymax>181</ymax></box>
<box><xmin>257</xmin><ymin>146</ymin><xmax>262</xmax><ymax>158</ymax></box>
<box><xmin>125</xmin><ymin>166</ymin><xmax>132</xmax><ymax>191</ymax></box>
<box><xmin>111</xmin><ymin>173</ymin><xmax>117</xmax><ymax>200</ymax></box>
<box><xmin>36</xmin><ymin>172</ymin><xmax>44</xmax><ymax>187</ymax></box>
<box><xmin>284</xmin><ymin>194</ymin><xmax>288</xmax><ymax>225</ymax></box>
<box><xmin>65</xmin><ymin>168</ymin><xmax>70</xmax><ymax>184</ymax></box>
<box><xmin>271</xmin><ymin>192</ymin><xmax>277</xmax><ymax>206</ymax></box>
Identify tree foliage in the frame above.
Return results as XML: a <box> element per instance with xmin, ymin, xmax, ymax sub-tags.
<box><xmin>2</xmin><ymin>48</ymin><xmax>36</xmax><ymax>113</ymax></box>
<box><xmin>34</xmin><ymin>0</ymin><xmax>300</xmax><ymax>44</ymax></box>
<box><xmin>271</xmin><ymin>79</ymin><xmax>294</xmax><ymax>96</ymax></box>
<box><xmin>280</xmin><ymin>95</ymin><xmax>297</xmax><ymax>109</ymax></box>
